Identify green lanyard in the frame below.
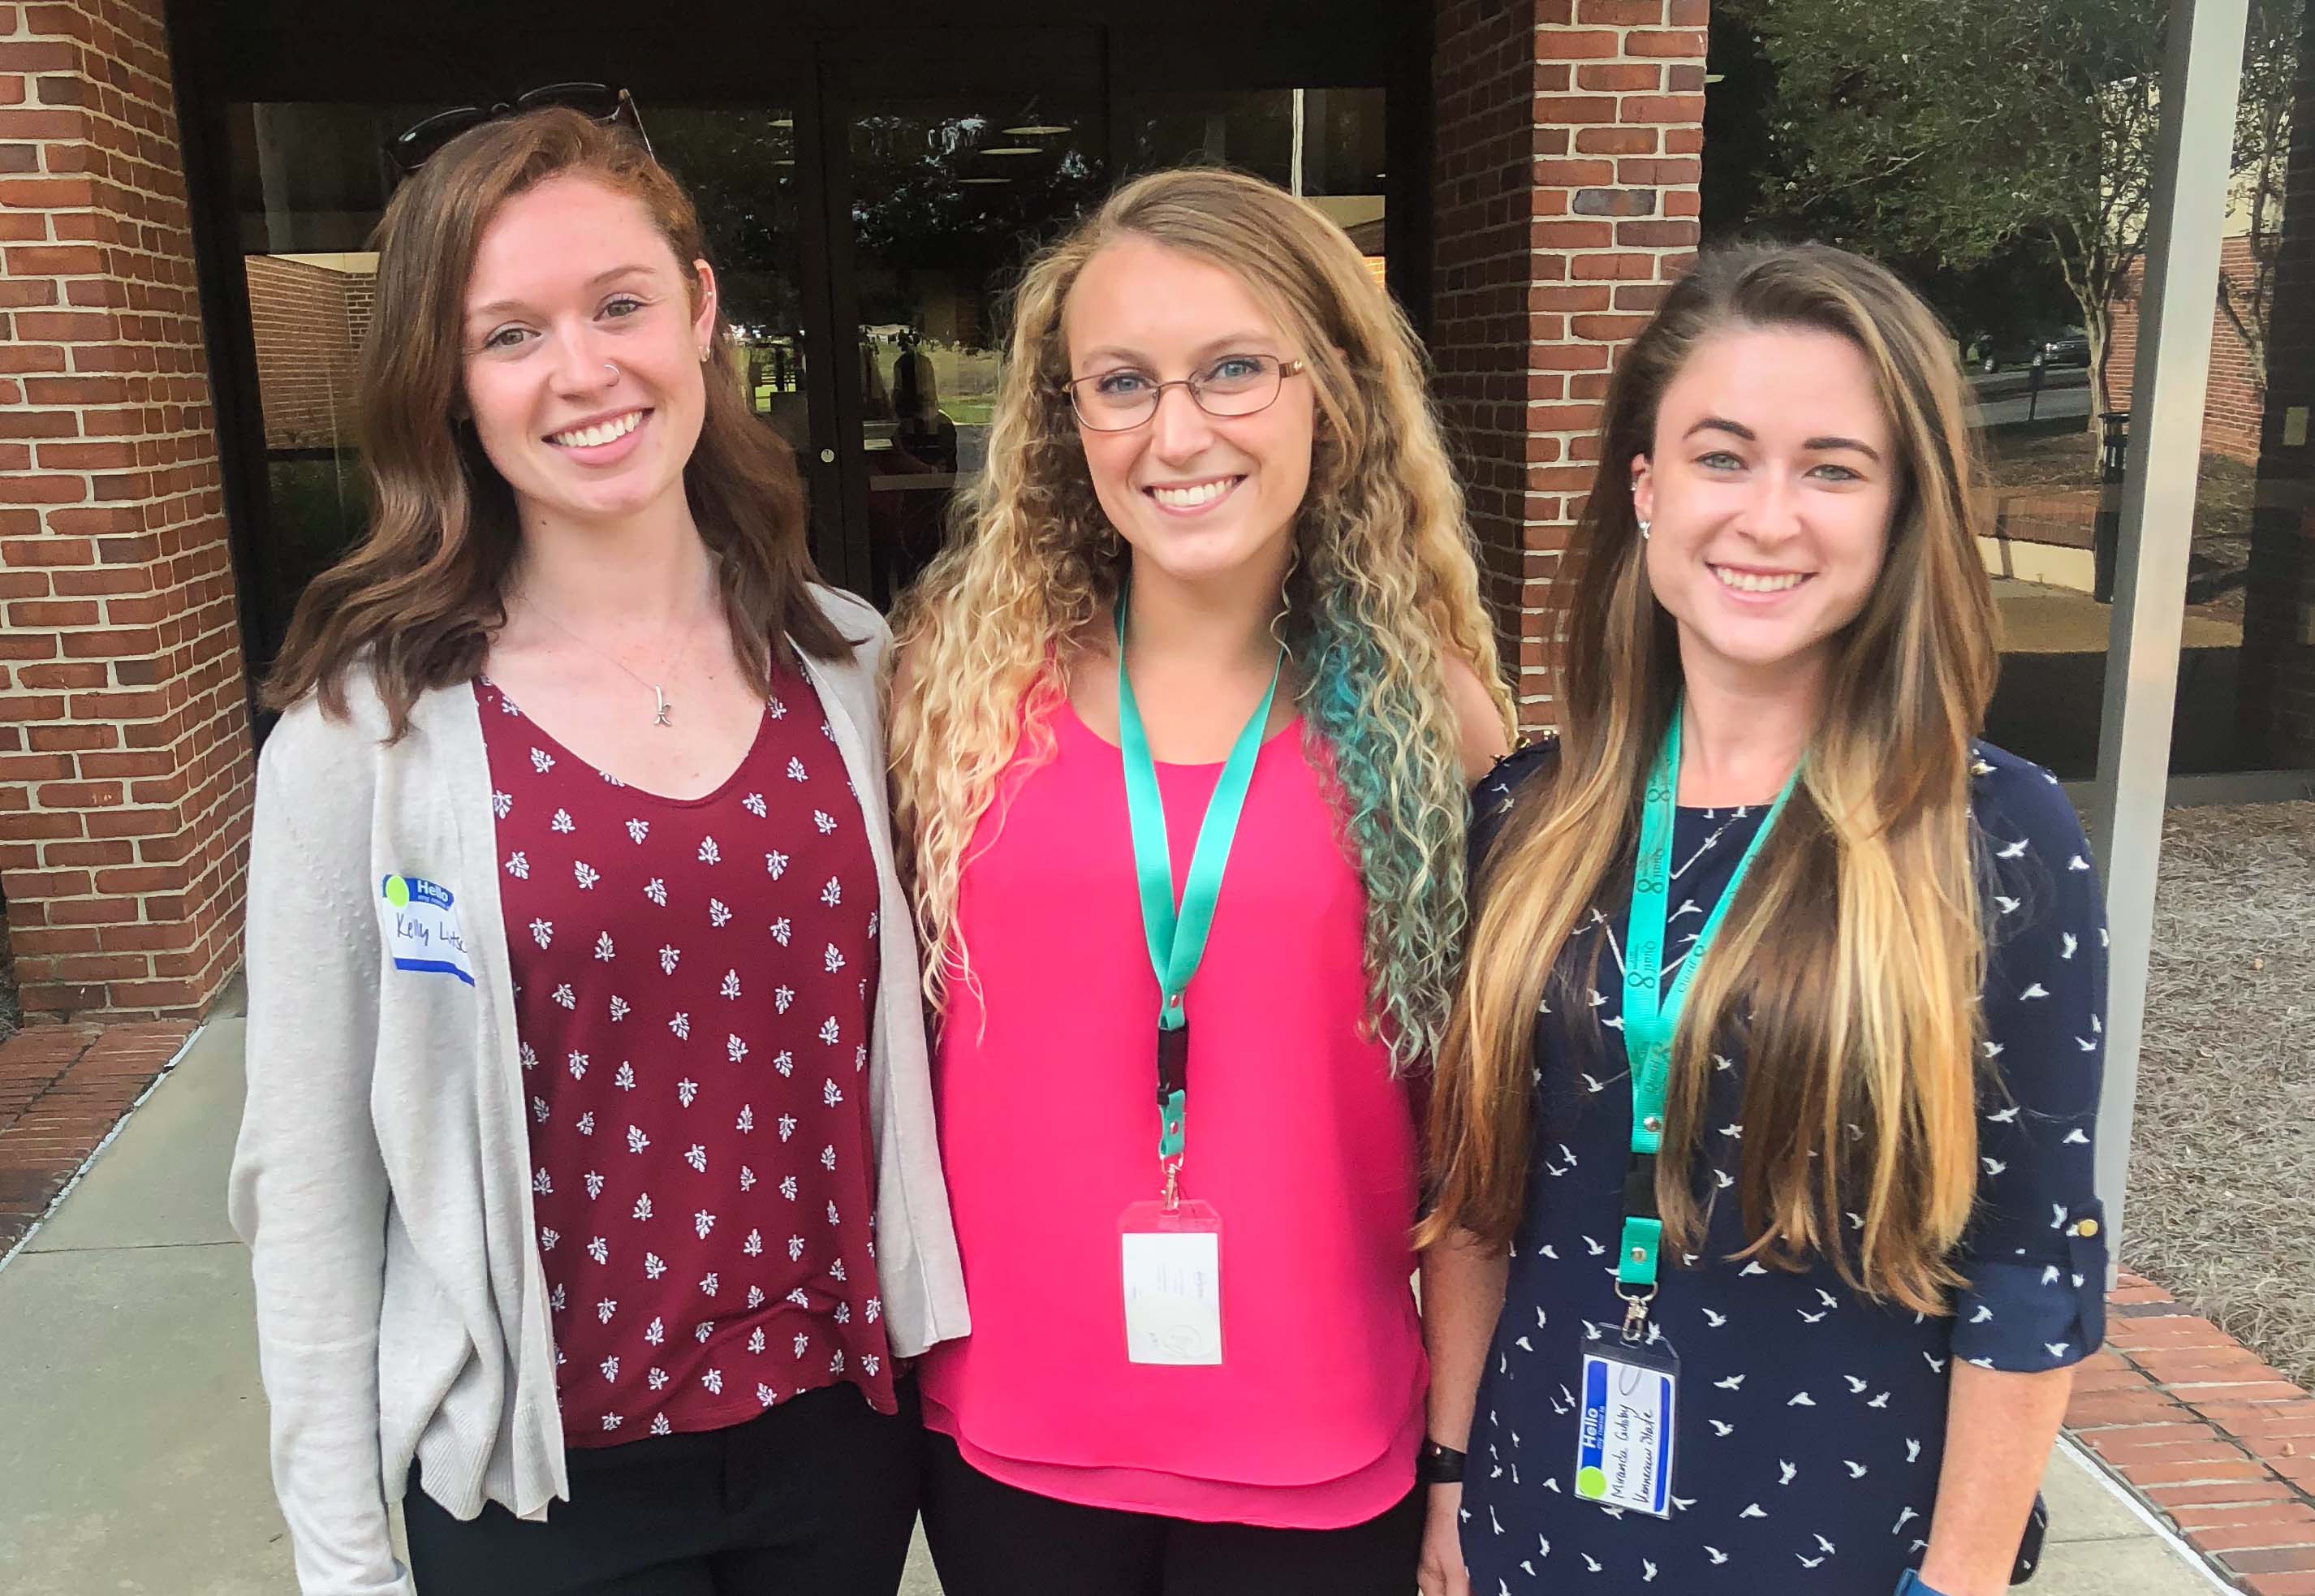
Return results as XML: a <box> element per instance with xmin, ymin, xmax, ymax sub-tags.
<box><xmin>1616</xmin><ymin>701</ymin><xmax>1801</xmax><ymax>1324</ymax></box>
<box><xmin>1114</xmin><ymin>597</ymin><xmax>1284</xmax><ymax>1201</ymax></box>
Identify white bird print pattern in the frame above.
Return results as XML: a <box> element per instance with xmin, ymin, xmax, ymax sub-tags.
<box><xmin>1458</xmin><ymin>739</ymin><xmax>2108</xmax><ymax>1593</ymax></box>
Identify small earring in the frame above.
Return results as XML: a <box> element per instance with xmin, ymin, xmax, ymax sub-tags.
<box><xmin>1637</xmin><ymin>517</ymin><xmax>1652</xmax><ymax>541</ymax></box>
<box><xmin>698</xmin><ymin>347</ymin><xmax>710</xmax><ymax>363</ymax></box>
<box><xmin>603</xmin><ymin>361</ymin><xmax>620</xmax><ymax>382</ymax></box>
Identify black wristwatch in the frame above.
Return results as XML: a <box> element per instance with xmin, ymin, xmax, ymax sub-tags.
<box><xmin>1417</xmin><ymin>1439</ymin><xmax>1466</xmax><ymax>1485</ymax></box>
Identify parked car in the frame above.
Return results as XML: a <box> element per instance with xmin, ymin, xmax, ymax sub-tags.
<box><xmin>1974</xmin><ymin>326</ymin><xmax>2090</xmax><ymax>372</ymax></box>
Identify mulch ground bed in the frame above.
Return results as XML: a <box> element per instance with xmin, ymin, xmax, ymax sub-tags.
<box><xmin>2127</xmin><ymin>801</ymin><xmax>2315</xmax><ymax>1391</ymax></box>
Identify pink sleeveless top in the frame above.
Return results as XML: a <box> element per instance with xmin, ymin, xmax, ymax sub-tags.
<box><xmin>916</xmin><ymin>699</ymin><xmax>1426</xmax><ymax>1529</ymax></box>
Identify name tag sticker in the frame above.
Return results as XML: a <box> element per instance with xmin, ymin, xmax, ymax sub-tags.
<box><xmin>380</xmin><ymin>873</ymin><xmax>476</xmax><ymax>986</ymax></box>
<box><xmin>1576</xmin><ymin>1339</ymin><xmax>1679</xmax><ymax>1518</ymax></box>
<box><xmin>1119</xmin><ymin>1199</ymin><xmax>1222</xmax><ymax>1365</ymax></box>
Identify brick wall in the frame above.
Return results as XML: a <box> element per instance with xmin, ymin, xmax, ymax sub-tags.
<box><xmin>243</xmin><ymin>254</ymin><xmax>368</xmax><ymax>451</ymax></box>
<box><xmin>0</xmin><ymin>0</ymin><xmax>255</xmax><ymax>1022</ymax></box>
<box><xmin>2105</xmin><ymin>234</ymin><xmax>2269</xmax><ymax>463</ymax></box>
<box><xmin>1430</xmin><ymin>0</ymin><xmax>1708</xmax><ymax>731</ymax></box>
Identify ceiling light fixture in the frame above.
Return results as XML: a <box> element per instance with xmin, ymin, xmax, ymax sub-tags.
<box><xmin>1002</xmin><ymin>123</ymin><xmax>1072</xmax><ymax>136</ymax></box>
<box><xmin>979</xmin><ymin>145</ymin><xmax>1042</xmax><ymax>157</ymax></box>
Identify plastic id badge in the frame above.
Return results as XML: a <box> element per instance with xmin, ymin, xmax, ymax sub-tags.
<box><xmin>379</xmin><ymin>873</ymin><xmax>476</xmax><ymax>986</ymax></box>
<box><xmin>1119</xmin><ymin>1200</ymin><xmax>1222</xmax><ymax>1365</ymax></box>
<box><xmin>1576</xmin><ymin>1339</ymin><xmax>1679</xmax><ymax>1517</ymax></box>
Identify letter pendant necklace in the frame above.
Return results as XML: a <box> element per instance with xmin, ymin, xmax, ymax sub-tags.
<box><xmin>522</xmin><ymin>590</ymin><xmax>703</xmax><ymax>729</ymax></box>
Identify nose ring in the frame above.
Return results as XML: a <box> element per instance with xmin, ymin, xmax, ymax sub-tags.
<box><xmin>603</xmin><ymin>361</ymin><xmax>620</xmax><ymax>382</ymax></box>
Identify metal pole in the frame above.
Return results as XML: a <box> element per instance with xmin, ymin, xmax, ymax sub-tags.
<box><xmin>2088</xmin><ymin>0</ymin><xmax>2252</xmax><ymax>1273</ymax></box>
<box><xmin>1291</xmin><ymin>88</ymin><xmax>1306</xmax><ymax>197</ymax></box>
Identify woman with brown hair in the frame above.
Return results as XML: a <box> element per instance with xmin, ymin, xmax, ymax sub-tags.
<box><xmin>228</xmin><ymin>104</ymin><xmax>965</xmax><ymax>1596</ymax></box>
<box><xmin>1416</xmin><ymin>244</ymin><xmax>2107</xmax><ymax>1596</ymax></box>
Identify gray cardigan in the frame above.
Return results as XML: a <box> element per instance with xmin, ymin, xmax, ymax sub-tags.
<box><xmin>229</xmin><ymin>584</ymin><xmax>968</xmax><ymax>1596</ymax></box>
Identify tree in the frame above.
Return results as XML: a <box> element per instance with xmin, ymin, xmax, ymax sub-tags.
<box><xmin>2216</xmin><ymin>1</ymin><xmax>2308</xmax><ymax>397</ymax></box>
<box><xmin>1726</xmin><ymin>0</ymin><xmax>2167</xmax><ymax>442</ymax></box>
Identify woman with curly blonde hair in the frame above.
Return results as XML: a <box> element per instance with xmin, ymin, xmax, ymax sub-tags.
<box><xmin>888</xmin><ymin>166</ymin><xmax>1512</xmax><ymax>1594</ymax></box>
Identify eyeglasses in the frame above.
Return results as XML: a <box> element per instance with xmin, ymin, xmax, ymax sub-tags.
<box><xmin>386</xmin><ymin>84</ymin><xmax>653</xmax><ymax>174</ymax></box>
<box><xmin>1063</xmin><ymin>355</ymin><xmax>1306</xmax><ymax>433</ymax></box>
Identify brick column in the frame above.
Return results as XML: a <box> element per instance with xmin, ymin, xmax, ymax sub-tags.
<box><xmin>0</xmin><ymin>0</ymin><xmax>254</xmax><ymax>1021</ymax></box>
<box><xmin>1431</xmin><ymin>0</ymin><xmax>1708</xmax><ymax>732</ymax></box>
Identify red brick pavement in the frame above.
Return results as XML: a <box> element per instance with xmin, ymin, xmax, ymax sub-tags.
<box><xmin>0</xmin><ymin>1020</ymin><xmax>195</xmax><ymax>1253</ymax></box>
<box><xmin>2067</xmin><ymin>1271</ymin><xmax>2315</xmax><ymax>1594</ymax></box>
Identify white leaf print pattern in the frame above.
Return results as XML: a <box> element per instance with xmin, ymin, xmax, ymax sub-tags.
<box><xmin>742</xmin><ymin>792</ymin><xmax>767</xmax><ymax>817</ymax></box>
<box><xmin>529</xmin><ymin>920</ymin><xmax>554</xmax><ymax>948</ymax></box>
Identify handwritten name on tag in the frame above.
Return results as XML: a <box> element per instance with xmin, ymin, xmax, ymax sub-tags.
<box><xmin>1576</xmin><ymin>1347</ymin><xmax>1678</xmax><ymax>1518</ymax></box>
<box><xmin>380</xmin><ymin>873</ymin><xmax>476</xmax><ymax>986</ymax></box>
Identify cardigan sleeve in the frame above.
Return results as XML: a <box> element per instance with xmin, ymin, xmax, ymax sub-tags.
<box><xmin>227</xmin><ymin>705</ymin><xmax>414</xmax><ymax>1596</ymax></box>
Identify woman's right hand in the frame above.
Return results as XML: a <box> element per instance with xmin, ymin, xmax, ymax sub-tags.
<box><xmin>1416</xmin><ymin>1482</ymin><xmax>1470</xmax><ymax>1596</ymax></box>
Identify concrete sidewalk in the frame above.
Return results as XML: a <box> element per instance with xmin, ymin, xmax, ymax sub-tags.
<box><xmin>0</xmin><ymin>1016</ymin><xmax>2236</xmax><ymax>1594</ymax></box>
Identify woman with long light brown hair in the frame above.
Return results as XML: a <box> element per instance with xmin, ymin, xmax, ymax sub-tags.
<box><xmin>887</xmin><ymin>166</ymin><xmax>1511</xmax><ymax>1594</ymax></box>
<box><xmin>1416</xmin><ymin>244</ymin><xmax>2107</xmax><ymax>1596</ymax></box>
<box><xmin>230</xmin><ymin>102</ymin><xmax>964</xmax><ymax>1595</ymax></box>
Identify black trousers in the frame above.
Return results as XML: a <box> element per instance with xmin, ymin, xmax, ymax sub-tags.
<box><xmin>402</xmin><ymin>1380</ymin><xmax>921</xmax><ymax>1596</ymax></box>
<box><xmin>920</xmin><ymin>1429</ymin><xmax>1424</xmax><ymax>1596</ymax></box>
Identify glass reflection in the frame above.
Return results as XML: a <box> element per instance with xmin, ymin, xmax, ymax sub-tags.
<box><xmin>846</xmin><ymin>102</ymin><xmax>1104</xmax><ymax>602</ymax></box>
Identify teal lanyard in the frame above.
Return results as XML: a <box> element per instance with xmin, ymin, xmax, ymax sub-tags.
<box><xmin>1615</xmin><ymin>701</ymin><xmax>1801</xmax><ymax>1318</ymax></box>
<box><xmin>1114</xmin><ymin>597</ymin><xmax>1285</xmax><ymax>1199</ymax></box>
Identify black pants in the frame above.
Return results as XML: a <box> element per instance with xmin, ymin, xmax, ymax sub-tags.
<box><xmin>403</xmin><ymin>1380</ymin><xmax>921</xmax><ymax>1596</ymax></box>
<box><xmin>920</xmin><ymin>1429</ymin><xmax>1423</xmax><ymax>1596</ymax></box>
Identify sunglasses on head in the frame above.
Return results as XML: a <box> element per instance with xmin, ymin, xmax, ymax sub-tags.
<box><xmin>386</xmin><ymin>84</ymin><xmax>653</xmax><ymax>174</ymax></box>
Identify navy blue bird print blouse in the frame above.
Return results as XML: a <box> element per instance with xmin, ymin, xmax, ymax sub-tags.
<box><xmin>1457</xmin><ymin>737</ymin><xmax>2108</xmax><ymax>1594</ymax></box>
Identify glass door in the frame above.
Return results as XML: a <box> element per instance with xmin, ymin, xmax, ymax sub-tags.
<box><xmin>838</xmin><ymin>98</ymin><xmax>1104</xmax><ymax>602</ymax></box>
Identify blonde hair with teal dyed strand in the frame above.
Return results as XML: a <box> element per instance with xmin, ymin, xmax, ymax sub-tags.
<box><xmin>889</xmin><ymin>166</ymin><xmax>1515</xmax><ymax>1068</ymax></box>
